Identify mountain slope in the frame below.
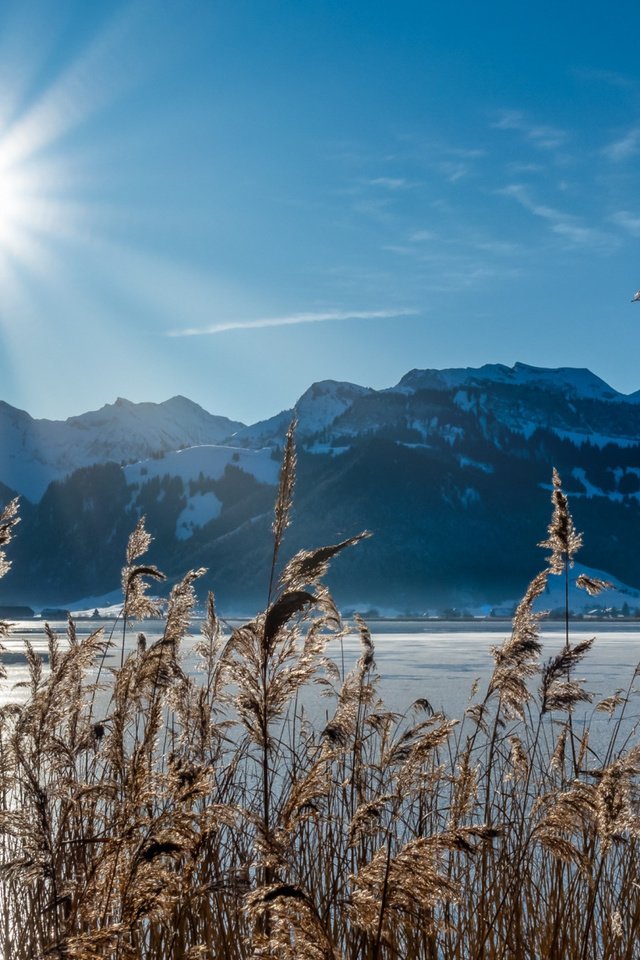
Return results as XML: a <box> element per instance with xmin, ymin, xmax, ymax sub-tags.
<box><xmin>0</xmin><ymin>396</ymin><xmax>243</xmax><ymax>501</ymax></box>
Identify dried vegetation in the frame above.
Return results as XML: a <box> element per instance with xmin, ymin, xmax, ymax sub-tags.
<box><xmin>0</xmin><ymin>440</ymin><xmax>639</xmax><ymax>958</ymax></box>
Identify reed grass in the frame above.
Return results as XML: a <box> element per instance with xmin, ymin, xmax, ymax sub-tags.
<box><xmin>0</xmin><ymin>446</ymin><xmax>638</xmax><ymax>959</ymax></box>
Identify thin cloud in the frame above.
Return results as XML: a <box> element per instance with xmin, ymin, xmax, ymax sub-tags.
<box><xmin>446</xmin><ymin>146</ymin><xmax>487</xmax><ymax>159</ymax></box>
<box><xmin>506</xmin><ymin>161</ymin><xmax>545</xmax><ymax>175</ymax></box>
<box><xmin>492</xmin><ymin>110</ymin><xmax>568</xmax><ymax>151</ymax></box>
<box><xmin>572</xmin><ymin>67</ymin><xmax>633</xmax><ymax>89</ymax></box>
<box><xmin>438</xmin><ymin>160</ymin><xmax>471</xmax><ymax>183</ymax></box>
<box><xmin>474</xmin><ymin>239</ymin><xmax>522</xmax><ymax>256</ymax></box>
<box><xmin>168</xmin><ymin>308</ymin><xmax>418</xmax><ymax>337</ymax></box>
<box><xmin>492</xmin><ymin>110</ymin><xmax>525</xmax><ymax>131</ymax></box>
<box><xmin>499</xmin><ymin>183</ymin><xmax>606</xmax><ymax>245</ymax></box>
<box><xmin>603</xmin><ymin>126</ymin><xmax>640</xmax><ymax>162</ymax></box>
<box><xmin>382</xmin><ymin>228</ymin><xmax>523</xmax><ymax>291</ymax></box>
<box><xmin>388</xmin><ymin>133</ymin><xmax>486</xmax><ymax>182</ymax></box>
<box><xmin>611</xmin><ymin>210</ymin><xmax>640</xmax><ymax>236</ymax></box>
<box><xmin>367</xmin><ymin>177</ymin><xmax>416</xmax><ymax>190</ymax></box>
<box><xmin>409</xmin><ymin>229</ymin><xmax>436</xmax><ymax>242</ymax></box>
<box><xmin>552</xmin><ymin>221</ymin><xmax>601</xmax><ymax>244</ymax></box>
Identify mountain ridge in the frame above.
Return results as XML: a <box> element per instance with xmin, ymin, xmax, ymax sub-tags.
<box><xmin>1</xmin><ymin>362</ymin><xmax>639</xmax><ymax>614</ymax></box>
<box><xmin>393</xmin><ymin>362</ymin><xmax>630</xmax><ymax>401</ymax></box>
<box><xmin>0</xmin><ymin>395</ymin><xmax>244</xmax><ymax>501</ymax></box>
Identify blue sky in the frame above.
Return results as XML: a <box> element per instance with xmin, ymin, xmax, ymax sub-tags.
<box><xmin>2</xmin><ymin>0</ymin><xmax>640</xmax><ymax>423</ymax></box>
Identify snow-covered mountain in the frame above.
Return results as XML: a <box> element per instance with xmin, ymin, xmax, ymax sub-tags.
<box><xmin>2</xmin><ymin>362</ymin><xmax>640</xmax><ymax>614</ymax></box>
<box><xmin>4</xmin><ymin>363</ymin><xmax>638</xmax><ymax>504</ymax></box>
<box><xmin>393</xmin><ymin>362</ymin><xmax>628</xmax><ymax>401</ymax></box>
<box><xmin>225</xmin><ymin>363</ymin><xmax>640</xmax><ymax>453</ymax></box>
<box><xmin>232</xmin><ymin>380</ymin><xmax>374</xmax><ymax>447</ymax></box>
<box><xmin>0</xmin><ymin>396</ymin><xmax>243</xmax><ymax>501</ymax></box>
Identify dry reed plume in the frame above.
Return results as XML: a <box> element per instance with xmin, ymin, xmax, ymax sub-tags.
<box><xmin>0</xmin><ymin>450</ymin><xmax>638</xmax><ymax>958</ymax></box>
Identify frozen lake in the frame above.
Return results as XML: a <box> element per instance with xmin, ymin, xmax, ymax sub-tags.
<box><xmin>2</xmin><ymin>618</ymin><xmax>638</xmax><ymax>732</ymax></box>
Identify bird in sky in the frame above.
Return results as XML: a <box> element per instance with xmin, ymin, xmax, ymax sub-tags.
<box><xmin>632</xmin><ymin>290</ymin><xmax>640</xmax><ymax>302</ymax></box>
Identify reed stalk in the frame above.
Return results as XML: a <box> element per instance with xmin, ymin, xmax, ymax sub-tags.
<box><xmin>0</xmin><ymin>464</ymin><xmax>637</xmax><ymax>959</ymax></box>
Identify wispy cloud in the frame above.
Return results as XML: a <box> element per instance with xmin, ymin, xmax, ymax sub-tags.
<box><xmin>492</xmin><ymin>110</ymin><xmax>568</xmax><ymax>151</ymax></box>
<box><xmin>380</xmin><ymin>132</ymin><xmax>487</xmax><ymax>186</ymax></box>
<box><xmin>499</xmin><ymin>183</ymin><xmax>606</xmax><ymax>245</ymax></box>
<box><xmin>384</xmin><ymin>231</ymin><xmax>521</xmax><ymax>262</ymax></box>
<box><xmin>445</xmin><ymin>146</ymin><xmax>487</xmax><ymax>159</ymax></box>
<box><xmin>611</xmin><ymin>210</ymin><xmax>640</xmax><ymax>236</ymax></box>
<box><xmin>168</xmin><ymin>308</ymin><xmax>417</xmax><ymax>337</ymax></box>
<box><xmin>602</xmin><ymin>126</ymin><xmax>640</xmax><ymax>162</ymax></box>
<box><xmin>351</xmin><ymin>196</ymin><xmax>395</xmax><ymax>222</ymax></box>
<box><xmin>505</xmin><ymin>161</ymin><xmax>545</xmax><ymax>175</ymax></box>
<box><xmin>382</xmin><ymin>224</ymin><xmax>523</xmax><ymax>293</ymax></box>
<box><xmin>572</xmin><ymin>67</ymin><xmax>633</xmax><ymax>89</ymax></box>
<box><xmin>408</xmin><ymin>229</ymin><xmax>436</xmax><ymax>242</ymax></box>
<box><xmin>474</xmin><ymin>239</ymin><xmax>522</xmax><ymax>256</ymax></box>
<box><xmin>437</xmin><ymin>160</ymin><xmax>471</xmax><ymax>183</ymax></box>
<box><xmin>367</xmin><ymin>176</ymin><xmax>416</xmax><ymax>190</ymax></box>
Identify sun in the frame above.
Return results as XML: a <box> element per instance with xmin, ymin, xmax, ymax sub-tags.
<box><xmin>0</xmin><ymin>144</ymin><xmax>60</xmax><ymax>280</ymax></box>
<box><xmin>0</xmin><ymin>162</ymin><xmax>31</xmax><ymax>252</ymax></box>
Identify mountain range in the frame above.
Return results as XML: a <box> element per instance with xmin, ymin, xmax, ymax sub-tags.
<box><xmin>1</xmin><ymin>362</ymin><xmax>640</xmax><ymax>615</ymax></box>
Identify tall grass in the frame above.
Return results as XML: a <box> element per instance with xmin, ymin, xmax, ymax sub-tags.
<box><xmin>0</xmin><ymin>445</ymin><xmax>639</xmax><ymax>959</ymax></box>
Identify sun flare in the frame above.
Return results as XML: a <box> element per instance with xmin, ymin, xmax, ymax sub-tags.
<box><xmin>0</xmin><ymin>162</ymin><xmax>31</xmax><ymax>251</ymax></box>
<box><xmin>0</xmin><ymin>144</ymin><xmax>66</xmax><ymax>282</ymax></box>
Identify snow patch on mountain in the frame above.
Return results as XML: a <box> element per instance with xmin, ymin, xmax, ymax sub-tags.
<box><xmin>306</xmin><ymin>443</ymin><xmax>351</xmax><ymax>456</ymax></box>
<box><xmin>572</xmin><ymin>468</ymin><xmax>602</xmax><ymax>498</ymax></box>
<box><xmin>410</xmin><ymin>418</ymin><xmax>438</xmax><ymax>440</ymax></box>
<box><xmin>453</xmin><ymin>390</ymin><xmax>475</xmax><ymax>411</ymax></box>
<box><xmin>460</xmin><ymin>487</ymin><xmax>480</xmax><ymax>506</ymax></box>
<box><xmin>569</xmin><ymin>468</ymin><xmax>640</xmax><ymax>503</ymax></box>
<box><xmin>459</xmin><ymin>457</ymin><xmax>494</xmax><ymax>474</ymax></box>
<box><xmin>176</xmin><ymin>492</ymin><xmax>222</xmax><ymax>540</ymax></box>
<box><xmin>553</xmin><ymin>428</ymin><xmax>640</xmax><ymax>448</ymax></box>
<box><xmin>124</xmin><ymin>445</ymin><xmax>280</xmax><ymax>489</ymax></box>
<box><xmin>443</xmin><ymin>425</ymin><xmax>464</xmax><ymax>445</ymax></box>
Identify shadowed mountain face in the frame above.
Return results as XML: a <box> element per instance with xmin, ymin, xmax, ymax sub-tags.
<box><xmin>1</xmin><ymin>363</ymin><xmax>639</xmax><ymax>613</ymax></box>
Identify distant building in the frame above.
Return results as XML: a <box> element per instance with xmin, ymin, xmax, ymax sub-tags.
<box><xmin>0</xmin><ymin>605</ymin><xmax>36</xmax><ymax>620</ymax></box>
<box><xmin>40</xmin><ymin>608</ymin><xmax>71</xmax><ymax>620</ymax></box>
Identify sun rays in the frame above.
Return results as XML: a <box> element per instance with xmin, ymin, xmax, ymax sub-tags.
<box><xmin>0</xmin><ymin>2</ymin><xmax>149</xmax><ymax>280</ymax></box>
